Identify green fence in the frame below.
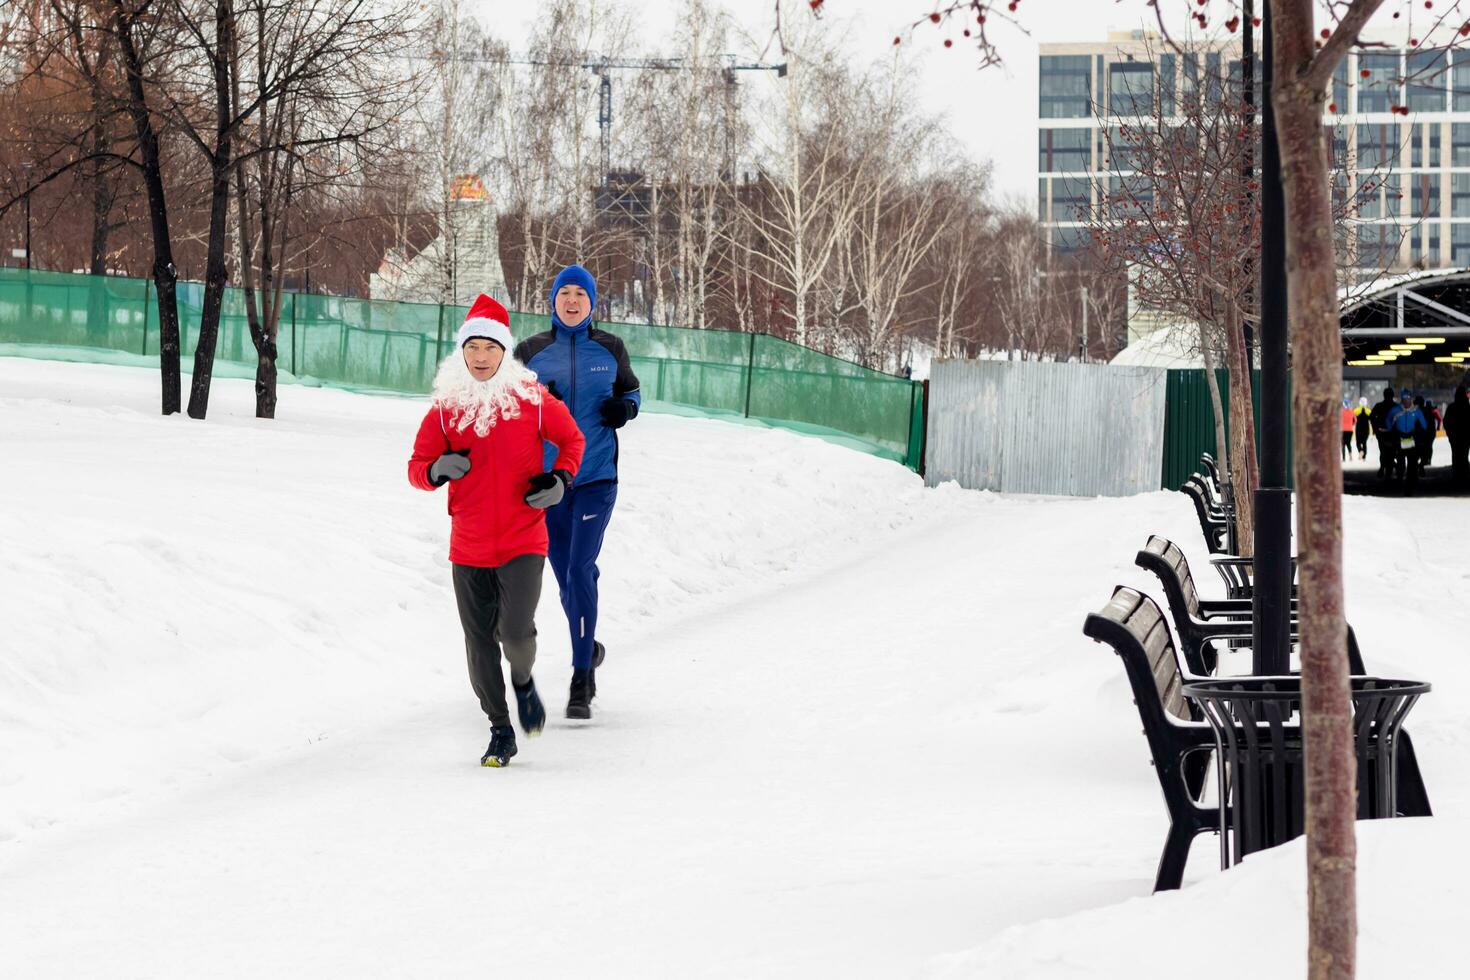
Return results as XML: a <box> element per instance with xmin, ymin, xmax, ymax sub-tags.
<box><xmin>0</xmin><ymin>268</ymin><xmax>925</xmax><ymax>469</ymax></box>
<box><xmin>1161</xmin><ymin>368</ymin><xmax>1294</xmax><ymax>490</ymax></box>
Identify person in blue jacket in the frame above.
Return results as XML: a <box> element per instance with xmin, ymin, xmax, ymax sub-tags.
<box><xmin>1385</xmin><ymin>388</ymin><xmax>1428</xmax><ymax>492</ymax></box>
<box><xmin>514</xmin><ymin>264</ymin><xmax>641</xmax><ymax>720</ymax></box>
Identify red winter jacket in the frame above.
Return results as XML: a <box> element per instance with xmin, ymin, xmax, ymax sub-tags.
<box><xmin>408</xmin><ymin>386</ymin><xmax>585</xmax><ymax>567</ymax></box>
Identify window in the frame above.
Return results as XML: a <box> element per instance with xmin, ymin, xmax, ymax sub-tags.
<box><xmin>1454</xmin><ymin>124</ymin><xmax>1470</xmax><ymax>165</ymax></box>
<box><xmin>1181</xmin><ymin>53</ymin><xmax>1199</xmax><ymax>101</ymax></box>
<box><xmin>1405</xmin><ymin>122</ymin><xmax>1440</xmax><ymax>168</ymax></box>
<box><xmin>1357</xmin><ymin>175</ymin><xmax>1384</xmax><ymax>219</ymax></box>
<box><xmin>1413</xmin><ymin>223</ymin><xmax>1442</xmax><ymax>267</ymax></box>
<box><xmin>1453</xmin><ymin>224</ymin><xmax>1470</xmax><ymax>266</ymax></box>
<box><xmin>1356</xmin><ymin>123</ymin><xmax>1401</xmax><ymax>169</ymax></box>
<box><xmin>1039</xmin><ymin>128</ymin><xmax>1091</xmax><ymax>172</ymax></box>
<box><xmin>1413</xmin><ymin>174</ymin><xmax>1441</xmax><ymax>218</ymax></box>
<box><xmin>1356</xmin><ymin>224</ymin><xmax>1405</xmax><ymax>269</ymax></box>
<box><xmin>1108</xmin><ymin>175</ymin><xmax>1153</xmax><ymax>217</ymax></box>
<box><xmin>1110</xmin><ymin>62</ymin><xmax>1153</xmax><ymax>116</ymax></box>
<box><xmin>1205</xmin><ymin>52</ymin><xmax>1222</xmax><ymax>103</ymax></box>
<box><xmin>1357</xmin><ymin>53</ymin><xmax>1400</xmax><ymax>113</ymax></box>
<box><xmin>1049</xmin><ymin>226</ymin><xmax>1089</xmax><ymax>253</ymax></box>
<box><xmin>1454</xmin><ymin>53</ymin><xmax>1470</xmax><ymax>110</ymax></box>
<box><xmin>1041</xmin><ymin>55</ymin><xmax>1092</xmax><ymax>118</ymax></box>
<box><xmin>1160</xmin><ymin>53</ymin><xmax>1176</xmax><ymax>117</ymax></box>
<box><xmin>1107</xmin><ymin>127</ymin><xmax>1148</xmax><ymax>171</ymax></box>
<box><xmin>1326</xmin><ymin>125</ymin><xmax>1348</xmax><ymax>170</ymax></box>
<box><xmin>1454</xmin><ymin>174</ymin><xmax>1470</xmax><ymax>217</ymax></box>
<box><xmin>1356</xmin><ymin>174</ymin><xmax>1401</xmax><ymax>220</ymax></box>
<box><xmin>1333</xmin><ymin>59</ymin><xmax>1349</xmax><ymax>113</ymax></box>
<box><xmin>1407</xmin><ymin>49</ymin><xmax>1448</xmax><ymax>112</ymax></box>
<box><xmin>1049</xmin><ymin>176</ymin><xmax>1092</xmax><ymax>222</ymax></box>
<box><xmin>1452</xmin><ymin>175</ymin><xmax>1470</xmax><ymax>218</ymax></box>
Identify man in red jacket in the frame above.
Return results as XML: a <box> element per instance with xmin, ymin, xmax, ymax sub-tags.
<box><xmin>408</xmin><ymin>294</ymin><xmax>585</xmax><ymax>767</ymax></box>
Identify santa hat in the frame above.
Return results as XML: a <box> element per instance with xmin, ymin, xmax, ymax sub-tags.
<box><xmin>456</xmin><ymin>294</ymin><xmax>513</xmax><ymax>351</ymax></box>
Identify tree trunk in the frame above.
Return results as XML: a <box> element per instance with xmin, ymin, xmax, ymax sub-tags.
<box><xmin>89</xmin><ymin>115</ymin><xmax>110</xmax><ymax>276</ymax></box>
<box><xmin>1271</xmin><ymin>2</ymin><xmax>1366</xmax><ymax>977</ymax></box>
<box><xmin>1225</xmin><ymin>305</ymin><xmax>1259</xmax><ymax>556</ymax></box>
<box><xmin>187</xmin><ymin>1</ymin><xmax>238</xmax><ymax>421</ymax></box>
<box><xmin>230</xmin><ymin>10</ymin><xmax>278</xmax><ymax>421</ymax></box>
<box><xmin>1200</xmin><ymin>331</ymin><xmax>1230</xmax><ymax>488</ymax></box>
<box><xmin>110</xmin><ymin>0</ymin><xmax>180</xmax><ymax>415</ymax></box>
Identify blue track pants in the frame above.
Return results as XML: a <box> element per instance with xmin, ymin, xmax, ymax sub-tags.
<box><xmin>544</xmin><ymin>479</ymin><xmax>617</xmax><ymax>670</ymax></box>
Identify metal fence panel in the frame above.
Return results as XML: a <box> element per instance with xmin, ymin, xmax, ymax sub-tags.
<box><xmin>925</xmin><ymin>359</ymin><xmax>1168</xmax><ymax>496</ymax></box>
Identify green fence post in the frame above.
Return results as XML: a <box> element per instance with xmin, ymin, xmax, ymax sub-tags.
<box><xmin>290</xmin><ymin>292</ymin><xmax>297</xmax><ymax>376</ymax></box>
<box><xmin>743</xmin><ymin>331</ymin><xmax>757</xmax><ymax>418</ymax></box>
<box><xmin>141</xmin><ymin>278</ymin><xmax>151</xmax><ymax>356</ymax></box>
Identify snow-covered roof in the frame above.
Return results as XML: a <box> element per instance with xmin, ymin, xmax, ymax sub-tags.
<box><xmin>1109</xmin><ymin>321</ymin><xmax>1203</xmax><ymax>369</ymax></box>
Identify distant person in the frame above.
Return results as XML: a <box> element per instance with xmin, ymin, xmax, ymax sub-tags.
<box><xmin>1426</xmin><ymin>397</ymin><xmax>1443</xmax><ymax>473</ymax></box>
<box><xmin>515</xmin><ymin>264</ymin><xmax>642</xmax><ymax>721</ymax></box>
<box><xmin>1340</xmin><ymin>400</ymin><xmax>1355</xmax><ymax>461</ymax></box>
<box><xmin>1386</xmin><ymin>388</ymin><xmax>1428</xmax><ymax>492</ymax></box>
<box><xmin>1354</xmin><ymin>396</ymin><xmax>1372</xmax><ymax>460</ymax></box>
<box><xmin>408</xmin><ymin>295</ymin><xmax>586</xmax><ymax>767</ymax></box>
<box><xmin>1413</xmin><ymin>395</ymin><xmax>1438</xmax><ymax>475</ymax></box>
<box><xmin>1370</xmin><ymin>386</ymin><xmax>1397</xmax><ymax>480</ymax></box>
<box><xmin>1444</xmin><ymin>385</ymin><xmax>1470</xmax><ymax>489</ymax></box>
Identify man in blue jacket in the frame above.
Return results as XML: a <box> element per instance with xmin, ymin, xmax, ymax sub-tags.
<box><xmin>514</xmin><ymin>264</ymin><xmax>641</xmax><ymax>720</ymax></box>
<box><xmin>1385</xmin><ymin>387</ymin><xmax>1428</xmax><ymax>492</ymax></box>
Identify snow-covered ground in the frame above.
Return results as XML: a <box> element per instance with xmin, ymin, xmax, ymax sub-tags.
<box><xmin>2</xmin><ymin>357</ymin><xmax>1466</xmax><ymax>979</ymax></box>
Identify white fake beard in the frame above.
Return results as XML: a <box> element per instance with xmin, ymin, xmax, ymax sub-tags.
<box><xmin>431</xmin><ymin>350</ymin><xmax>542</xmax><ymax>437</ymax></box>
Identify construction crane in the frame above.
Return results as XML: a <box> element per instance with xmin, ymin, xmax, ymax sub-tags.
<box><xmin>451</xmin><ymin>52</ymin><xmax>787</xmax><ymax>188</ymax></box>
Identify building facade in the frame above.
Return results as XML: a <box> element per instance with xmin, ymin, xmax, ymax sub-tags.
<box><xmin>1038</xmin><ymin>31</ymin><xmax>1470</xmax><ymax>274</ymax></box>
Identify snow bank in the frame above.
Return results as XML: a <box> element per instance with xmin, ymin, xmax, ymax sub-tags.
<box><xmin>924</xmin><ymin>817</ymin><xmax>1467</xmax><ymax>980</ymax></box>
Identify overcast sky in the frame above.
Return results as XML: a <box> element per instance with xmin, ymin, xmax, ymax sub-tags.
<box><xmin>469</xmin><ymin>0</ymin><xmax>1436</xmax><ymax>205</ymax></box>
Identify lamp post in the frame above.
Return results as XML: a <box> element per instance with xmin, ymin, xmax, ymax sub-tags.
<box><xmin>1253</xmin><ymin>3</ymin><xmax>1294</xmax><ymax>676</ymax></box>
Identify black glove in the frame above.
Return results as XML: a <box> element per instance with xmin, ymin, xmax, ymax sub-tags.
<box><xmin>428</xmin><ymin>448</ymin><xmax>471</xmax><ymax>486</ymax></box>
<box><xmin>599</xmin><ymin>397</ymin><xmax>637</xmax><ymax>429</ymax></box>
<box><xmin>542</xmin><ymin>380</ymin><xmax>562</xmax><ymax>401</ymax></box>
<box><xmin>524</xmin><ymin>469</ymin><xmax>570</xmax><ymax>509</ymax></box>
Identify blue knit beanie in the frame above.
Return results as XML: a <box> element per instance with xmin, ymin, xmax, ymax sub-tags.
<box><xmin>550</xmin><ymin>264</ymin><xmax>597</xmax><ymax>329</ymax></box>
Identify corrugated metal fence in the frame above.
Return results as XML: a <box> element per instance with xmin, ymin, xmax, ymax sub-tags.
<box><xmin>925</xmin><ymin>359</ymin><xmax>1168</xmax><ymax>496</ymax></box>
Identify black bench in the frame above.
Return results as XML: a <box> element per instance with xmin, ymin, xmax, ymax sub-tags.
<box><xmin>1199</xmin><ymin>452</ymin><xmax>1222</xmax><ymax>494</ymax></box>
<box><xmin>1181</xmin><ymin>478</ymin><xmax>1229</xmax><ymax>554</ymax></box>
<box><xmin>1083</xmin><ymin>586</ymin><xmax>1231</xmax><ymax>892</ymax></box>
<box><xmin>1208</xmin><ymin>555</ymin><xmax>1299</xmax><ymax>601</ymax></box>
<box><xmin>1131</xmin><ymin>537</ymin><xmax>1431</xmax><ymax>818</ymax></box>
<box><xmin>1135</xmin><ymin>536</ymin><xmax>1319</xmax><ymax>676</ymax></box>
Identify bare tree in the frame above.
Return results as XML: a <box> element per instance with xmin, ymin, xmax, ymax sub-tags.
<box><xmin>923</xmin><ymin>174</ymin><xmax>991</xmax><ymax>359</ymax></box>
<box><xmin>230</xmin><ymin>0</ymin><xmax>413</xmax><ymax>418</ymax></box>
<box><xmin>840</xmin><ymin>67</ymin><xmax>958</xmax><ymax>367</ymax></box>
<box><xmin>738</xmin><ymin>10</ymin><xmax>863</xmax><ymax>345</ymax></box>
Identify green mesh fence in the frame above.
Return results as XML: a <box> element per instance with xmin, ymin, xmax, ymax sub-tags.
<box><xmin>0</xmin><ymin>267</ymin><xmax>924</xmax><ymax>469</ymax></box>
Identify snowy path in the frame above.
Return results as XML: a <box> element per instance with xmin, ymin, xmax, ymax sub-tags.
<box><xmin>3</xmin><ymin>358</ymin><xmax>1467</xmax><ymax>978</ymax></box>
<box><xmin>0</xmin><ymin>494</ymin><xmax>1161</xmax><ymax>978</ymax></box>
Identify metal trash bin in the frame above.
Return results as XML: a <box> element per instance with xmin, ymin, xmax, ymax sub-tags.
<box><xmin>1183</xmin><ymin>676</ymin><xmax>1429</xmax><ymax>866</ymax></box>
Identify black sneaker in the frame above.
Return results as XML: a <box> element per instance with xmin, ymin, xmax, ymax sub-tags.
<box><xmin>589</xmin><ymin>642</ymin><xmax>605</xmax><ymax>700</ymax></box>
<box><xmin>513</xmin><ymin>677</ymin><xmax>546</xmax><ymax>736</ymax></box>
<box><xmin>567</xmin><ymin>669</ymin><xmax>593</xmax><ymax>720</ymax></box>
<box><xmin>481</xmin><ymin>725</ymin><xmax>518</xmax><ymax>767</ymax></box>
